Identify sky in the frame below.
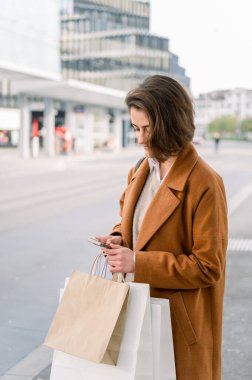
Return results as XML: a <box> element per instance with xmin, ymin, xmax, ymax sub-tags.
<box><xmin>150</xmin><ymin>0</ymin><xmax>252</xmax><ymax>97</ymax></box>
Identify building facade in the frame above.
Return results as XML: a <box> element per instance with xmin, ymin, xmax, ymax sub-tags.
<box><xmin>0</xmin><ymin>0</ymin><xmax>61</xmax><ymax>149</ymax></box>
<box><xmin>0</xmin><ymin>0</ymin><xmax>61</xmax><ymax>80</ymax></box>
<box><xmin>60</xmin><ymin>0</ymin><xmax>190</xmax><ymax>91</ymax></box>
<box><xmin>0</xmin><ymin>0</ymin><xmax>191</xmax><ymax>156</ymax></box>
<box><xmin>194</xmin><ymin>88</ymin><xmax>252</xmax><ymax>136</ymax></box>
<box><xmin>0</xmin><ymin>0</ymin><xmax>126</xmax><ymax>156</ymax></box>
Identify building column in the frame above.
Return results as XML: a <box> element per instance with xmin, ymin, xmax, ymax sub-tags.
<box><xmin>84</xmin><ymin>111</ymin><xmax>94</xmax><ymax>153</ymax></box>
<box><xmin>44</xmin><ymin>98</ymin><xmax>55</xmax><ymax>157</ymax></box>
<box><xmin>19</xmin><ymin>94</ymin><xmax>30</xmax><ymax>158</ymax></box>
<box><xmin>113</xmin><ymin>110</ymin><xmax>123</xmax><ymax>152</ymax></box>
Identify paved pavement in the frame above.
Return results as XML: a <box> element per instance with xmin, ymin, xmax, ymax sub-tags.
<box><xmin>1</xmin><ymin>140</ymin><xmax>252</xmax><ymax>380</ymax></box>
<box><xmin>0</xmin><ymin>146</ymin><xmax>142</xmax><ymax>178</ymax></box>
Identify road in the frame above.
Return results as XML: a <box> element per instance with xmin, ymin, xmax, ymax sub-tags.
<box><xmin>0</xmin><ymin>141</ymin><xmax>252</xmax><ymax>379</ymax></box>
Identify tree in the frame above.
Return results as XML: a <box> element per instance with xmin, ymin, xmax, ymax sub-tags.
<box><xmin>240</xmin><ymin>119</ymin><xmax>252</xmax><ymax>133</ymax></box>
<box><xmin>208</xmin><ymin>116</ymin><xmax>238</xmax><ymax>138</ymax></box>
<box><xmin>240</xmin><ymin>119</ymin><xmax>252</xmax><ymax>141</ymax></box>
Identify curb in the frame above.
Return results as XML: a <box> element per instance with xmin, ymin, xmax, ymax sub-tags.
<box><xmin>0</xmin><ymin>345</ymin><xmax>52</xmax><ymax>380</ymax></box>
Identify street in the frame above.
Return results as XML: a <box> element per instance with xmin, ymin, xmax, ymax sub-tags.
<box><xmin>1</xmin><ymin>141</ymin><xmax>252</xmax><ymax>379</ymax></box>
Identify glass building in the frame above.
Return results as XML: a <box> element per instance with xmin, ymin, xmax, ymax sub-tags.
<box><xmin>60</xmin><ymin>0</ymin><xmax>190</xmax><ymax>90</ymax></box>
<box><xmin>0</xmin><ymin>0</ymin><xmax>61</xmax><ymax>148</ymax></box>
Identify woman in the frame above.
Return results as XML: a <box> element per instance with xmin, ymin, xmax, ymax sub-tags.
<box><xmin>97</xmin><ymin>75</ymin><xmax>228</xmax><ymax>380</ymax></box>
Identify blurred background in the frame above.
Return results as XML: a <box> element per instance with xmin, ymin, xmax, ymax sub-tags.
<box><xmin>0</xmin><ymin>1</ymin><xmax>251</xmax><ymax>379</ymax></box>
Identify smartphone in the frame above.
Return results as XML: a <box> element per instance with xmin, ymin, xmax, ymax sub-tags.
<box><xmin>88</xmin><ymin>237</ymin><xmax>111</xmax><ymax>249</ymax></box>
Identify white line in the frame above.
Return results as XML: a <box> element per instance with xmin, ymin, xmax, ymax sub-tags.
<box><xmin>228</xmin><ymin>181</ymin><xmax>252</xmax><ymax>216</ymax></box>
<box><xmin>0</xmin><ymin>345</ymin><xmax>52</xmax><ymax>380</ymax></box>
<box><xmin>228</xmin><ymin>238</ymin><xmax>252</xmax><ymax>252</ymax></box>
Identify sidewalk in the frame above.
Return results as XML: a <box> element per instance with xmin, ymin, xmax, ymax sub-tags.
<box><xmin>0</xmin><ymin>145</ymin><xmax>143</xmax><ymax>179</ymax></box>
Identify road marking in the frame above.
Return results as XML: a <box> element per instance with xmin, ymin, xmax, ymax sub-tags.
<box><xmin>0</xmin><ymin>345</ymin><xmax>52</xmax><ymax>380</ymax></box>
<box><xmin>228</xmin><ymin>181</ymin><xmax>252</xmax><ymax>216</ymax></box>
<box><xmin>228</xmin><ymin>238</ymin><xmax>252</xmax><ymax>252</ymax></box>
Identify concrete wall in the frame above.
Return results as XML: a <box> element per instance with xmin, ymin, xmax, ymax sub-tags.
<box><xmin>0</xmin><ymin>0</ymin><xmax>61</xmax><ymax>77</ymax></box>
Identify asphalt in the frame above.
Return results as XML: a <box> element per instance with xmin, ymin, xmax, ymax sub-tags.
<box><xmin>1</xmin><ymin>141</ymin><xmax>252</xmax><ymax>380</ymax></box>
<box><xmin>0</xmin><ymin>145</ymin><xmax>142</xmax><ymax>380</ymax></box>
<box><xmin>2</xmin><ymin>249</ymin><xmax>252</xmax><ymax>380</ymax></box>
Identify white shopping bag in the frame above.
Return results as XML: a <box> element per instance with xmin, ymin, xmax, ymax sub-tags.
<box><xmin>151</xmin><ymin>298</ymin><xmax>176</xmax><ymax>380</ymax></box>
<box><xmin>49</xmin><ymin>281</ymin><xmax>153</xmax><ymax>380</ymax></box>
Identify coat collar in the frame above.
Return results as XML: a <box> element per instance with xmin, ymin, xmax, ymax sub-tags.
<box><xmin>163</xmin><ymin>142</ymin><xmax>199</xmax><ymax>191</ymax></box>
<box><xmin>122</xmin><ymin>143</ymin><xmax>199</xmax><ymax>250</ymax></box>
<box><xmin>130</xmin><ymin>143</ymin><xmax>199</xmax><ymax>190</ymax></box>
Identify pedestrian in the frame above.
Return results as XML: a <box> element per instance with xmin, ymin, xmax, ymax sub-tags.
<box><xmin>213</xmin><ymin>131</ymin><xmax>221</xmax><ymax>152</ymax></box>
<box><xmin>97</xmin><ymin>75</ymin><xmax>228</xmax><ymax>380</ymax></box>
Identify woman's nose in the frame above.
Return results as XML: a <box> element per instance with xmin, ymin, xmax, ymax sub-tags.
<box><xmin>138</xmin><ymin>130</ymin><xmax>146</xmax><ymax>144</ymax></box>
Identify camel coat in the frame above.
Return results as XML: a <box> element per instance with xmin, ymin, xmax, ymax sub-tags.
<box><xmin>112</xmin><ymin>143</ymin><xmax>228</xmax><ymax>380</ymax></box>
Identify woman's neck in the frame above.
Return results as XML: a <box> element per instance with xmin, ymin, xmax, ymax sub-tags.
<box><xmin>159</xmin><ymin>156</ymin><xmax>177</xmax><ymax>180</ymax></box>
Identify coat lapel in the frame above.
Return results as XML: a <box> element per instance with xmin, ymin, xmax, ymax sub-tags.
<box><xmin>135</xmin><ymin>185</ymin><xmax>180</xmax><ymax>250</ymax></box>
<box><xmin>135</xmin><ymin>143</ymin><xmax>199</xmax><ymax>251</ymax></box>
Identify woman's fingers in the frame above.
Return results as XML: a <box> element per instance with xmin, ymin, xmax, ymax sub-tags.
<box><xmin>108</xmin><ymin>243</ymin><xmax>121</xmax><ymax>250</ymax></box>
<box><xmin>107</xmin><ymin>256</ymin><xmax>117</xmax><ymax>263</ymax></box>
<box><xmin>107</xmin><ymin>237</ymin><xmax>122</xmax><ymax>245</ymax></box>
<box><xmin>95</xmin><ymin>235</ymin><xmax>122</xmax><ymax>246</ymax></box>
<box><xmin>95</xmin><ymin>235</ymin><xmax>110</xmax><ymax>243</ymax></box>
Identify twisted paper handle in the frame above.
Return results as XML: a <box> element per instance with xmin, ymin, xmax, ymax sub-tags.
<box><xmin>91</xmin><ymin>253</ymin><xmax>125</xmax><ymax>282</ymax></box>
<box><xmin>90</xmin><ymin>253</ymin><xmax>107</xmax><ymax>277</ymax></box>
<box><xmin>112</xmin><ymin>273</ymin><xmax>126</xmax><ymax>283</ymax></box>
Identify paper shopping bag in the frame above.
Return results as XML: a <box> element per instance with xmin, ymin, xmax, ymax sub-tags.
<box><xmin>44</xmin><ymin>270</ymin><xmax>129</xmax><ymax>365</ymax></box>
<box><xmin>49</xmin><ymin>282</ymin><xmax>153</xmax><ymax>380</ymax></box>
<box><xmin>151</xmin><ymin>298</ymin><xmax>176</xmax><ymax>380</ymax></box>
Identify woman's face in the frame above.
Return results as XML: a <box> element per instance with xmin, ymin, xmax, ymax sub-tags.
<box><xmin>130</xmin><ymin>107</ymin><xmax>151</xmax><ymax>157</ymax></box>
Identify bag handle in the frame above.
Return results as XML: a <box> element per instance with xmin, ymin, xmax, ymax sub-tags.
<box><xmin>91</xmin><ymin>253</ymin><xmax>125</xmax><ymax>283</ymax></box>
<box><xmin>112</xmin><ymin>272</ymin><xmax>126</xmax><ymax>283</ymax></box>
<box><xmin>90</xmin><ymin>253</ymin><xmax>107</xmax><ymax>277</ymax></box>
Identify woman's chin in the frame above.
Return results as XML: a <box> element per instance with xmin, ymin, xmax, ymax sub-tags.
<box><xmin>144</xmin><ymin>149</ymin><xmax>154</xmax><ymax>159</ymax></box>
<box><xmin>143</xmin><ymin>147</ymin><xmax>150</xmax><ymax>157</ymax></box>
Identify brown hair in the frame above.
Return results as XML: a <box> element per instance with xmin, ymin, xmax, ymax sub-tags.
<box><xmin>125</xmin><ymin>75</ymin><xmax>195</xmax><ymax>162</ymax></box>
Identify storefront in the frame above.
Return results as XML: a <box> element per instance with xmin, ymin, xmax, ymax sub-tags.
<box><xmin>0</xmin><ymin>108</ymin><xmax>20</xmax><ymax>146</ymax></box>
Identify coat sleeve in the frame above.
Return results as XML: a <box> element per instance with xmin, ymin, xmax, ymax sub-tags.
<box><xmin>134</xmin><ymin>178</ymin><xmax>228</xmax><ymax>289</ymax></box>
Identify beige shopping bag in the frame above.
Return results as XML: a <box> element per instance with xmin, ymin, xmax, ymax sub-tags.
<box><xmin>44</xmin><ymin>268</ymin><xmax>129</xmax><ymax>365</ymax></box>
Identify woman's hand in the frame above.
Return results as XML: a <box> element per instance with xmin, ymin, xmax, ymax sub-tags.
<box><xmin>103</xmin><ymin>243</ymin><xmax>135</xmax><ymax>273</ymax></box>
<box><xmin>95</xmin><ymin>235</ymin><xmax>122</xmax><ymax>246</ymax></box>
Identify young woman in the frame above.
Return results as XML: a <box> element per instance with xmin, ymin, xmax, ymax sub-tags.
<box><xmin>97</xmin><ymin>75</ymin><xmax>228</xmax><ymax>380</ymax></box>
